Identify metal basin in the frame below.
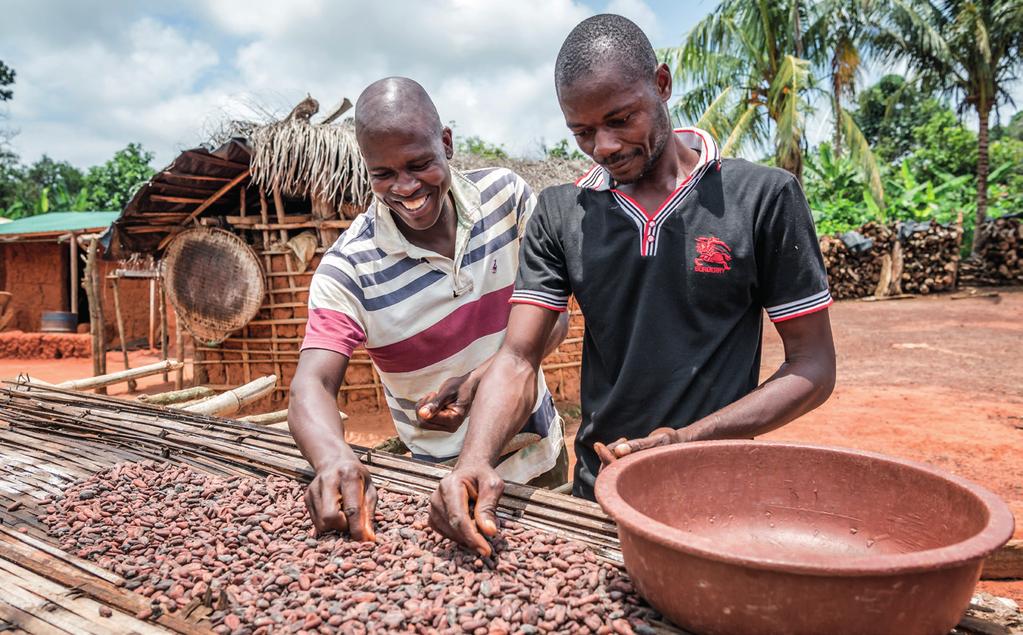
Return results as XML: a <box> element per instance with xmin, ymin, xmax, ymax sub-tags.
<box><xmin>594</xmin><ymin>441</ymin><xmax>1014</xmax><ymax>635</ymax></box>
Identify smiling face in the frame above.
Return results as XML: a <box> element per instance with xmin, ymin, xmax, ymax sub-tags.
<box><xmin>559</xmin><ymin>64</ymin><xmax>674</xmax><ymax>185</ymax></box>
<box><xmin>359</xmin><ymin>126</ymin><xmax>454</xmax><ymax>233</ymax></box>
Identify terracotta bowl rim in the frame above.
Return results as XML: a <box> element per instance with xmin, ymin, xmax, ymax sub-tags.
<box><xmin>594</xmin><ymin>440</ymin><xmax>1015</xmax><ymax>576</ymax></box>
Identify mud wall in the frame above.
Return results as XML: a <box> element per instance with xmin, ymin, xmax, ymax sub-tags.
<box><xmin>0</xmin><ymin>242</ymin><xmax>68</xmax><ymax>332</ymax></box>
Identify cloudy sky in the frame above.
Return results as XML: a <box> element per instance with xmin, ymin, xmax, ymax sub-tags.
<box><xmin>0</xmin><ymin>0</ymin><xmax>720</xmax><ymax>169</ymax></box>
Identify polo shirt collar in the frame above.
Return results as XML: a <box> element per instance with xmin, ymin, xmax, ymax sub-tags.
<box><xmin>575</xmin><ymin>127</ymin><xmax>721</xmax><ymax>192</ymax></box>
<box><xmin>371</xmin><ymin>169</ymin><xmax>481</xmax><ymax>260</ymax></box>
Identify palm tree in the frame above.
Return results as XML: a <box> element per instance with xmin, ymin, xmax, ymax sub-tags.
<box><xmin>873</xmin><ymin>0</ymin><xmax>1023</xmax><ymax>255</ymax></box>
<box><xmin>663</xmin><ymin>0</ymin><xmax>882</xmax><ymax>205</ymax></box>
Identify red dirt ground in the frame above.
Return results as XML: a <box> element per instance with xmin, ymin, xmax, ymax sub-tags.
<box><xmin>3</xmin><ymin>288</ymin><xmax>1021</xmax><ymax>600</ymax></box>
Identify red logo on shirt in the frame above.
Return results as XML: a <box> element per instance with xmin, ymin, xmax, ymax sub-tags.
<box><xmin>694</xmin><ymin>236</ymin><xmax>732</xmax><ymax>273</ymax></box>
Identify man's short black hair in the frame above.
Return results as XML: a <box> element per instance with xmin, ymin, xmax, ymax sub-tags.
<box><xmin>555</xmin><ymin>14</ymin><xmax>658</xmax><ymax>92</ymax></box>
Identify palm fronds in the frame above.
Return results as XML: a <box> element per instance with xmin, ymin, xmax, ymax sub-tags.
<box><xmin>249</xmin><ymin>119</ymin><xmax>372</xmax><ymax>208</ymax></box>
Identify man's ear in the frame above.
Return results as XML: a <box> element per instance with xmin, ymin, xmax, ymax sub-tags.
<box><xmin>655</xmin><ymin>63</ymin><xmax>673</xmax><ymax>103</ymax></box>
<box><xmin>442</xmin><ymin>127</ymin><xmax>454</xmax><ymax>159</ymax></box>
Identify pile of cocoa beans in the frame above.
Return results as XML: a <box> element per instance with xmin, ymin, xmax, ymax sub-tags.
<box><xmin>40</xmin><ymin>461</ymin><xmax>658</xmax><ymax>635</ymax></box>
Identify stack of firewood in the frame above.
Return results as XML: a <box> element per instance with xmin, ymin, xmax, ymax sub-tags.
<box><xmin>897</xmin><ymin>221</ymin><xmax>962</xmax><ymax>294</ymax></box>
<box><xmin>959</xmin><ymin>216</ymin><xmax>1023</xmax><ymax>286</ymax></box>
<box><xmin>819</xmin><ymin>222</ymin><xmax>894</xmax><ymax>300</ymax></box>
<box><xmin>819</xmin><ymin>220</ymin><xmax>961</xmax><ymax>299</ymax></box>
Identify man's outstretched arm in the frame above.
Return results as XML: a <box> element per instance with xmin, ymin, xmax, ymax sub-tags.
<box><xmin>428</xmin><ymin>304</ymin><xmax>560</xmax><ymax>555</ymax></box>
<box><xmin>598</xmin><ymin>309</ymin><xmax>836</xmax><ymax>463</ymax></box>
<box><xmin>289</xmin><ymin>349</ymin><xmax>376</xmax><ymax>540</ymax></box>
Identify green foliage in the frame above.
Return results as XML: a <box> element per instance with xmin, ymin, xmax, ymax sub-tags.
<box><xmin>80</xmin><ymin>143</ymin><xmax>155</xmax><ymax>211</ymax></box>
<box><xmin>543</xmin><ymin>139</ymin><xmax>585</xmax><ymax>161</ymax></box>
<box><xmin>805</xmin><ymin>143</ymin><xmax>877</xmax><ymax>235</ymax></box>
<box><xmin>456</xmin><ymin>135</ymin><xmax>508</xmax><ymax>161</ymax></box>
<box><xmin>0</xmin><ymin>143</ymin><xmax>155</xmax><ymax>218</ymax></box>
<box><xmin>992</xmin><ymin>111</ymin><xmax>1023</xmax><ymax>142</ymax></box>
<box><xmin>853</xmin><ymin>74</ymin><xmax>943</xmax><ymax>161</ymax></box>
<box><xmin>0</xmin><ymin>61</ymin><xmax>13</xmax><ymax>102</ymax></box>
<box><xmin>907</xmin><ymin>109</ymin><xmax>976</xmax><ymax>182</ymax></box>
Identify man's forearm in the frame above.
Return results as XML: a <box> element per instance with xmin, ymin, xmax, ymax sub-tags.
<box><xmin>681</xmin><ymin>357</ymin><xmax>834</xmax><ymax>442</ymax></box>
<box><xmin>289</xmin><ymin>383</ymin><xmax>353</xmax><ymax>471</ymax></box>
<box><xmin>456</xmin><ymin>350</ymin><xmax>539</xmax><ymax>468</ymax></box>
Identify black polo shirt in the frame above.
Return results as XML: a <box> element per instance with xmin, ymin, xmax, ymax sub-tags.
<box><xmin>510</xmin><ymin>129</ymin><xmax>832</xmax><ymax>500</ymax></box>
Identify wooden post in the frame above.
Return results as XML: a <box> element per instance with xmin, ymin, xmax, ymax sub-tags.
<box><xmin>192</xmin><ymin>337</ymin><xmax>208</xmax><ymax>384</ymax></box>
<box><xmin>952</xmin><ymin>211</ymin><xmax>964</xmax><ymax>288</ymax></box>
<box><xmin>83</xmin><ymin>238</ymin><xmax>107</xmax><ymax>394</ymax></box>
<box><xmin>174</xmin><ymin>307</ymin><xmax>185</xmax><ymax>390</ymax></box>
<box><xmin>159</xmin><ymin>281</ymin><xmax>169</xmax><ymax>382</ymax></box>
<box><xmin>148</xmin><ymin>279</ymin><xmax>156</xmax><ymax>351</ymax></box>
<box><xmin>109</xmin><ymin>277</ymin><xmax>137</xmax><ymax>392</ymax></box>
<box><xmin>68</xmin><ymin>233</ymin><xmax>78</xmax><ymax>315</ymax></box>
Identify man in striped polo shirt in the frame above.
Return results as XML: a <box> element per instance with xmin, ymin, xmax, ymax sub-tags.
<box><xmin>430</xmin><ymin>15</ymin><xmax>836</xmax><ymax>556</ymax></box>
<box><xmin>289</xmin><ymin>77</ymin><xmax>568</xmax><ymax>540</ymax></box>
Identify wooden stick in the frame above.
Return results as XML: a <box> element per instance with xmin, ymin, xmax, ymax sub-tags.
<box><xmin>83</xmin><ymin>238</ymin><xmax>107</xmax><ymax>394</ymax></box>
<box><xmin>174</xmin><ymin>307</ymin><xmax>185</xmax><ymax>390</ymax></box>
<box><xmin>137</xmin><ymin>385</ymin><xmax>216</xmax><ymax>406</ymax></box>
<box><xmin>181</xmin><ymin>375</ymin><xmax>277</xmax><ymax>417</ymax></box>
<box><xmin>148</xmin><ymin>279</ymin><xmax>156</xmax><ymax>351</ymax></box>
<box><xmin>157</xmin><ymin>169</ymin><xmax>251</xmax><ymax>249</ymax></box>
<box><xmin>239</xmin><ymin>408</ymin><xmax>348</xmax><ymax>425</ymax></box>
<box><xmin>69</xmin><ymin>232</ymin><xmax>79</xmax><ymax>315</ymax></box>
<box><xmin>159</xmin><ymin>283</ymin><xmax>169</xmax><ymax>382</ymax></box>
<box><xmin>56</xmin><ymin>360</ymin><xmax>184</xmax><ymax>391</ymax></box>
<box><xmin>108</xmin><ymin>277</ymin><xmax>137</xmax><ymax>392</ymax></box>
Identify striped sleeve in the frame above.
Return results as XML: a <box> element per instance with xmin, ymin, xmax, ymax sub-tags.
<box><xmin>301</xmin><ymin>255</ymin><xmax>367</xmax><ymax>356</ymax></box>
<box><xmin>514</xmin><ymin>173</ymin><xmax>537</xmax><ymax>238</ymax></box>
<box><xmin>756</xmin><ymin>175</ymin><xmax>832</xmax><ymax>323</ymax></box>
<box><xmin>510</xmin><ymin>188</ymin><xmax>571</xmax><ymax>312</ymax></box>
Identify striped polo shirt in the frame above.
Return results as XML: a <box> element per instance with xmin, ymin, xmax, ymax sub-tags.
<box><xmin>301</xmin><ymin>167</ymin><xmax>562</xmax><ymax>484</ymax></box>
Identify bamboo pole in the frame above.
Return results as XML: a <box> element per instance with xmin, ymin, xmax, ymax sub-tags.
<box><xmin>56</xmin><ymin>360</ymin><xmax>183</xmax><ymax>392</ymax></box>
<box><xmin>181</xmin><ymin>375</ymin><xmax>277</xmax><ymax>417</ymax></box>
<box><xmin>174</xmin><ymin>308</ymin><xmax>185</xmax><ymax>390</ymax></box>
<box><xmin>108</xmin><ymin>277</ymin><xmax>137</xmax><ymax>392</ymax></box>
<box><xmin>148</xmin><ymin>279</ymin><xmax>156</xmax><ymax>351</ymax></box>
<box><xmin>239</xmin><ymin>408</ymin><xmax>348</xmax><ymax>425</ymax></box>
<box><xmin>159</xmin><ymin>282</ymin><xmax>169</xmax><ymax>382</ymax></box>
<box><xmin>69</xmin><ymin>232</ymin><xmax>78</xmax><ymax>315</ymax></box>
<box><xmin>83</xmin><ymin>238</ymin><xmax>107</xmax><ymax>394</ymax></box>
<box><xmin>137</xmin><ymin>385</ymin><xmax>216</xmax><ymax>406</ymax></box>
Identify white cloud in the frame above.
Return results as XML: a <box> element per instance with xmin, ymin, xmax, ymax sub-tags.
<box><xmin>1</xmin><ymin>0</ymin><xmax>668</xmax><ymax>168</ymax></box>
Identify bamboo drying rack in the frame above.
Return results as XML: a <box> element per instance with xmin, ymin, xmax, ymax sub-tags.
<box><xmin>0</xmin><ymin>382</ymin><xmax>1014</xmax><ymax>634</ymax></box>
<box><xmin>0</xmin><ymin>380</ymin><xmax>678</xmax><ymax>634</ymax></box>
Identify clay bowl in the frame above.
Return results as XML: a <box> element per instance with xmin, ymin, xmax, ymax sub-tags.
<box><xmin>594</xmin><ymin>441</ymin><xmax>1014</xmax><ymax>635</ymax></box>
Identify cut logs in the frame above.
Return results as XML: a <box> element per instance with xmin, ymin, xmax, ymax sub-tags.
<box><xmin>960</xmin><ymin>216</ymin><xmax>1023</xmax><ymax>286</ymax></box>
<box><xmin>820</xmin><ymin>220</ymin><xmax>962</xmax><ymax>300</ymax></box>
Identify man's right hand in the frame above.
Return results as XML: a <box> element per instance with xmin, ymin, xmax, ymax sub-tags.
<box><xmin>429</xmin><ymin>463</ymin><xmax>504</xmax><ymax>556</ymax></box>
<box><xmin>304</xmin><ymin>455</ymin><xmax>377</xmax><ymax>541</ymax></box>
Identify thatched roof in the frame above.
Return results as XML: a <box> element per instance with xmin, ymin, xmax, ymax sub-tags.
<box><xmin>452</xmin><ymin>154</ymin><xmax>590</xmax><ymax>192</ymax></box>
<box><xmin>249</xmin><ymin>119</ymin><xmax>371</xmax><ymax>210</ymax></box>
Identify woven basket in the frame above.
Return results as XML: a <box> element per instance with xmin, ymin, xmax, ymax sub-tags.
<box><xmin>162</xmin><ymin>228</ymin><xmax>266</xmax><ymax>345</ymax></box>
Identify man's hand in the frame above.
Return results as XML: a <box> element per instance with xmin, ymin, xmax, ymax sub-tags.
<box><xmin>304</xmin><ymin>455</ymin><xmax>377</xmax><ymax>542</ymax></box>
<box><xmin>429</xmin><ymin>463</ymin><xmax>503</xmax><ymax>556</ymax></box>
<box><xmin>594</xmin><ymin>427</ymin><xmax>679</xmax><ymax>467</ymax></box>
<box><xmin>416</xmin><ymin>369</ymin><xmax>482</xmax><ymax>433</ymax></box>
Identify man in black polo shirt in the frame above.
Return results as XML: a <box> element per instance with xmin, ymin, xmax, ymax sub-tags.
<box><xmin>429</xmin><ymin>14</ymin><xmax>836</xmax><ymax>556</ymax></box>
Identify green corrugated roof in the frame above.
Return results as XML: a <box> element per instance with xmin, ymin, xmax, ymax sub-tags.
<box><xmin>0</xmin><ymin>211</ymin><xmax>120</xmax><ymax>236</ymax></box>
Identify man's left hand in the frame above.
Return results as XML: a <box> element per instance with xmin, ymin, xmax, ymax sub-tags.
<box><xmin>594</xmin><ymin>427</ymin><xmax>679</xmax><ymax>467</ymax></box>
<box><xmin>416</xmin><ymin>371</ymin><xmax>479</xmax><ymax>433</ymax></box>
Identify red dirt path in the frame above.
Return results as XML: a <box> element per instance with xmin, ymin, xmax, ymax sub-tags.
<box><xmin>3</xmin><ymin>289</ymin><xmax>1021</xmax><ymax>600</ymax></box>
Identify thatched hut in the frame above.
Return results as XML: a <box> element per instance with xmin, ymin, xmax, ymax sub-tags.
<box><xmin>107</xmin><ymin>101</ymin><xmax>585</xmax><ymax>411</ymax></box>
